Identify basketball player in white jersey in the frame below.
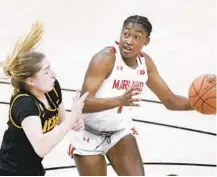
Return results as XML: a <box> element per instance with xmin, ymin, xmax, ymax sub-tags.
<box><xmin>70</xmin><ymin>15</ymin><xmax>193</xmax><ymax>176</ymax></box>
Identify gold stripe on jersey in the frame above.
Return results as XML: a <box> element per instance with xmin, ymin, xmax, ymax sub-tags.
<box><xmin>53</xmin><ymin>87</ymin><xmax>58</xmax><ymax>97</ymax></box>
<box><xmin>53</xmin><ymin>87</ymin><xmax>60</xmax><ymax>105</ymax></box>
<box><xmin>10</xmin><ymin>94</ymin><xmax>29</xmax><ymax>129</ymax></box>
<box><xmin>34</xmin><ymin>100</ymin><xmax>42</xmax><ymax>117</ymax></box>
<box><xmin>45</xmin><ymin>93</ymin><xmax>57</xmax><ymax>111</ymax></box>
<box><xmin>9</xmin><ymin>94</ymin><xmax>41</xmax><ymax>129</ymax></box>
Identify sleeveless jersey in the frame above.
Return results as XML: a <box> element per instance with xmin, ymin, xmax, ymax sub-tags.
<box><xmin>85</xmin><ymin>42</ymin><xmax>148</xmax><ymax>131</ymax></box>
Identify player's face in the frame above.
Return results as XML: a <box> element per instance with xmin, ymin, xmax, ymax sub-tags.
<box><xmin>119</xmin><ymin>23</ymin><xmax>150</xmax><ymax>58</ymax></box>
<box><xmin>29</xmin><ymin>58</ymin><xmax>56</xmax><ymax>93</ymax></box>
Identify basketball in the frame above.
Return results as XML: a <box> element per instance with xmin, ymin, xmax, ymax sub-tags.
<box><xmin>188</xmin><ymin>74</ymin><xmax>216</xmax><ymax>115</ymax></box>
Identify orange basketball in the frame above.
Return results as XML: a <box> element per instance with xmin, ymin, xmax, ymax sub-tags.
<box><xmin>188</xmin><ymin>74</ymin><xmax>216</xmax><ymax>115</ymax></box>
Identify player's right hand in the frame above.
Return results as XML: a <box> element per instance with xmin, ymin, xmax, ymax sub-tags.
<box><xmin>70</xmin><ymin>90</ymin><xmax>89</xmax><ymax>122</ymax></box>
<box><xmin>119</xmin><ymin>84</ymin><xmax>141</xmax><ymax>107</ymax></box>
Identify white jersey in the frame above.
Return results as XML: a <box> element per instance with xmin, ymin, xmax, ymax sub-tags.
<box><xmin>84</xmin><ymin>42</ymin><xmax>148</xmax><ymax>131</ymax></box>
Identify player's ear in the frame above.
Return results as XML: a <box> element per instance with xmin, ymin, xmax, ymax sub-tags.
<box><xmin>144</xmin><ymin>37</ymin><xmax>150</xmax><ymax>46</ymax></box>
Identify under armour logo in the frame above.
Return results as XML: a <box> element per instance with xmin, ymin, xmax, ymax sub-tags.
<box><xmin>117</xmin><ymin>66</ymin><xmax>123</xmax><ymax>70</ymax></box>
<box><xmin>83</xmin><ymin>137</ymin><xmax>90</xmax><ymax>142</ymax></box>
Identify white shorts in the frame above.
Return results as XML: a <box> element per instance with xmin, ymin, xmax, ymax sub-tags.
<box><xmin>68</xmin><ymin>126</ymin><xmax>138</xmax><ymax>156</ymax></box>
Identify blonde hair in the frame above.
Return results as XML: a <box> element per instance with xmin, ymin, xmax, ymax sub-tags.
<box><xmin>2</xmin><ymin>21</ymin><xmax>45</xmax><ymax>89</ymax></box>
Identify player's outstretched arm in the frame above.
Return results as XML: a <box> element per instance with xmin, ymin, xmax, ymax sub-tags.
<box><xmin>144</xmin><ymin>53</ymin><xmax>193</xmax><ymax>111</ymax></box>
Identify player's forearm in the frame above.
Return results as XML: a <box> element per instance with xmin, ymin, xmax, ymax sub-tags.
<box><xmin>164</xmin><ymin>95</ymin><xmax>193</xmax><ymax>111</ymax></box>
<box><xmin>83</xmin><ymin>96</ymin><xmax>121</xmax><ymax>113</ymax></box>
<box><xmin>36</xmin><ymin>117</ymin><xmax>74</xmax><ymax>157</ymax></box>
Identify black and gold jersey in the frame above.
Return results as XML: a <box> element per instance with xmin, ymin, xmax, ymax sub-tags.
<box><xmin>0</xmin><ymin>79</ymin><xmax>62</xmax><ymax>175</ymax></box>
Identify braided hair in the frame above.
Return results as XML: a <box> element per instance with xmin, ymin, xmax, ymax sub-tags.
<box><xmin>123</xmin><ymin>15</ymin><xmax>152</xmax><ymax>37</ymax></box>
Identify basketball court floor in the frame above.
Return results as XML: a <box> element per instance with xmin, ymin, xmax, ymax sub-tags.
<box><xmin>0</xmin><ymin>0</ymin><xmax>216</xmax><ymax>176</ymax></box>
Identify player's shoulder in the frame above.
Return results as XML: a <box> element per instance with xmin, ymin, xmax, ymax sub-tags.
<box><xmin>90</xmin><ymin>46</ymin><xmax>116</xmax><ymax>66</ymax></box>
<box><xmin>94</xmin><ymin>46</ymin><xmax>116</xmax><ymax>59</ymax></box>
<box><xmin>11</xmin><ymin>89</ymin><xmax>32</xmax><ymax>101</ymax></box>
<box><xmin>140</xmin><ymin>51</ymin><xmax>152</xmax><ymax>62</ymax></box>
<box><xmin>10</xmin><ymin>89</ymin><xmax>36</xmax><ymax>108</ymax></box>
<box><xmin>140</xmin><ymin>52</ymin><xmax>156</xmax><ymax>72</ymax></box>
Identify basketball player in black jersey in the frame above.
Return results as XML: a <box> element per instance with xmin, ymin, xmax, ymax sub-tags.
<box><xmin>0</xmin><ymin>22</ymin><xmax>88</xmax><ymax>176</ymax></box>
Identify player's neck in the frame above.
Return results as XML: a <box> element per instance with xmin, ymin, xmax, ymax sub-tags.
<box><xmin>28</xmin><ymin>87</ymin><xmax>46</xmax><ymax>100</ymax></box>
<box><xmin>122</xmin><ymin>56</ymin><xmax>138</xmax><ymax>69</ymax></box>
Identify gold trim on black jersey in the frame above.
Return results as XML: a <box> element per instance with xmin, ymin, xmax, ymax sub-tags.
<box><xmin>53</xmin><ymin>87</ymin><xmax>60</xmax><ymax>105</ymax></box>
<box><xmin>45</xmin><ymin>93</ymin><xmax>57</xmax><ymax>111</ymax></box>
<box><xmin>9</xmin><ymin>94</ymin><xmax>41</xmax><ymax>129</ymax></box>
<box><xmin>53</xmin><ymin>87</ymin><xmax>58</xmax><ymax>97</ymax></box>
<box><xmin>34</xmin><ymin>100</ymin><xmax>42</xmax><ymax>117</ymax></box>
